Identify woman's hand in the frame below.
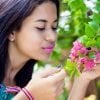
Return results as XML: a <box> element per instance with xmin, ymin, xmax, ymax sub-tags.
<box><xmin>68</xmin><ymin>62</ymin><xmax>100</xmax><ymax>100</ymax></box>
<box><xmin>25</xmin><ymin>67</ymin><xmax>66</xmax><ymax>100</ymax></box>
<box><xmin>80</xmin><ymin>61</ymin><xmax>100</xmax><ymax>83</ymax></box>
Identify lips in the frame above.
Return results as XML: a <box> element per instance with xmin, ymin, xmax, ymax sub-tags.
<box><xmin>42</xmin><ymin>45</ymin><xmax>54</xmax><ymax>54</ymax></box>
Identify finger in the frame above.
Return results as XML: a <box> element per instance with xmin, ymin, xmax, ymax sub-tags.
<box><xmin>54</xmin><ymin>82</ymin><xmax>64</xmax><ymax>97</ymax></box>
<box><xmin>56</xmin><ymin>85</ymin><xmax>64</xmax><ymax>96</ymax></box>
<box><xmin>95</xmin><ymin>60</ymin><xmax>100</xmax><ymax>63</ymax></box>
<box><xmin>34</xmin><ymin>67</ymin><xmax>61</xmax><ymax>78</ymax></box>
<box><xmin>57</xmin><ymin>82</ymin><xmax>64</xmax><ymax>91</ymax></box>
<box><xmin>48</xmin><ymin>69</ymin><xmax>67</xmax><ymax>83</ymax></box>
<box><xmin>83</xmin><ymin>68</ymin><xmax>100</xmax><ymax>80</ymax></box>
<box><xmin>95</xmin><ymin>52</ymin><xmax>100</xmax><ymax>62</ymax></box>
<box><xmin>56</xmin><ymin>82</ymin><xmax>64</xmax><ymax>90</ymax></box>
<box><xmin>57</xmin><ymin>89</ymin><xmax>64</xmax><ymax>96</ymax></box>
<box><xmin>92</xmin><ymin>63</ymin><xmax>100</xmax><ymax>70</ymax></box>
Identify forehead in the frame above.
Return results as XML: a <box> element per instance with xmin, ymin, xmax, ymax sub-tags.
<box><xmin>25</xmin><ymin>1</ymin><xmax>57</xmax><ymax>22</ymax></box>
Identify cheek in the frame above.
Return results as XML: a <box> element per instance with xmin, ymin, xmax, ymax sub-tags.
<box><xmin>15</xmin><ymin>31</ymin><xmax>42</xmax><ymax>57</ymax></box>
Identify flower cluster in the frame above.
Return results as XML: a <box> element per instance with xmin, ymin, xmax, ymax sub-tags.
<box><xmin>69</xmin><ymin>41</ymin><xmax>96</xmax><ymax>71</ymax></box>
<box><xmin>64</xmin><ymin>40</ymin><xmax>100</xmax><ymax>78</ymax></box>
<box><xmin>69</xmin><ymin>41</ymin><xmax>88</xmax><ymax>60</ymax></box>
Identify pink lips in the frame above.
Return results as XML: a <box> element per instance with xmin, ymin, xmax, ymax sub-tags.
<box><xmin>42</xmin><ymin>46</ymin><xmax>54</xmax><ymax>54</ymax></box>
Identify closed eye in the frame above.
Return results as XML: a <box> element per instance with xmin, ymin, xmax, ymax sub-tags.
<box><xmin>35</xmin><ymin>27</ymin><xmax>57</xmax><ymax>32</ymax></box>
<box><xmin>36</xmin><ymin>27</ymin><xmax>45</xmax><ymax>31</ymax></box>
<box><xmin>52</xmin><ymin>27</ymin><xmax>57</xmax><ymax>31</ymax></box>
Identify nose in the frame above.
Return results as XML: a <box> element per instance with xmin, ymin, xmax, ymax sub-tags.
<box><xmin>45</xmin><ymin>29</ymin><xmax>57</xmax><ymax>42</ymax></box>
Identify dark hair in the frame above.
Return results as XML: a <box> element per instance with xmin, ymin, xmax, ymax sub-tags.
<box><xmin>0</xmin><ymin>0</ymin><xmax>60</xmax><ymax>87</ymax></box>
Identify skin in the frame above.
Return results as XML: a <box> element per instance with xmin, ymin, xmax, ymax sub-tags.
<box><xmin>68</xmin><ymin>61</ymin><xmax>100</xmax><ymax>100</ymax></box>
<box><xmin>5</xmin><ymin>1</ymin><xmax>58</xmax><ymax>85</ymax></box>
<box><xmin>4</xmin><ymin>1</ymin><xmax>66</xmax><ymax>100</ymax></box>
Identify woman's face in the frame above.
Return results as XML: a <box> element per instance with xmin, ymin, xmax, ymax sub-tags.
<box><xmin>11</xmin><ymin>1</ymin><xmax>58</xmax><ymax>61</ymax></box>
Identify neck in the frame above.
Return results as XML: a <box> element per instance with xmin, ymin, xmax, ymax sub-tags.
<box><xmin>4</xmin><ymin>42</ymin><xmax>30</xmax><ymax>86</ymax></box>
<box><xmin>8</xmin><ymin>42</ymin><xmax>30</xmax><ymax>69</ymax></box>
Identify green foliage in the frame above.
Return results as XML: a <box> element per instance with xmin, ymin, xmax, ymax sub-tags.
<box><xmin>64</xmin><ymin>59</ymin><xmax>80</xmax><ymax>78</ymax></box>
<box><xmin>88</xmin><ymin>52</ymin><xmax>95</xmax><ymax>59</ymax></box>
<box><xmin>85</xmin><ymin>23</ymin><xmax>96</xmax><ymax>38</ymax></box>
<box><xmin>93</xmin><ymin>13</ymin><xmax>100</xmax><ymax>24</ymax></box>
<box><xmin>55</xmin><ymin>0</ymin><xmax>99</xmax><ymax>76</ymax></box>
<box><xmin>68</xmin><ymin>0</ymin><xmax>87</xmax><ymax>12</ymax></box>
<box><xmin>62</xmin><ymin>0</ymin><xmax>99</xmax><ymax>78</ymax></box>
<box><xmin>53</xmin><ymin>0</ymin><xmax>100</xmax><ymax>65</ymax></box>
<box><xmin>55</xmin><ymin>1</ymin><xmax>100</xmax><ymax>99</ymax></box>
<box><xmin>96</xmin><ymin>36</ymin><xmax>100</xmax><ymax>48</ymax></box>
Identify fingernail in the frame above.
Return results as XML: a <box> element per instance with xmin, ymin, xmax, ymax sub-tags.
<box><xmin>57</xmin><ymin>65</ymin><xmax>61</xmax><ymax>68</ymax></box>
<box><xmin>57</xmin><ymin>65</ymin><xmax>63</xmax><ymax>71</ymax></box>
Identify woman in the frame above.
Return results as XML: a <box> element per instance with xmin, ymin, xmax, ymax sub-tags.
<box><xmin>0</xmin><ymin>0</ymin><xmax>66</xmax><ymax>100</ymax></box>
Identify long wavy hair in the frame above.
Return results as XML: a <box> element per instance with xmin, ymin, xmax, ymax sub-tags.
<box><xmin>0</xmin><ymin>0</ymin><xmax>60</xmax><ymax>87</ymax></box>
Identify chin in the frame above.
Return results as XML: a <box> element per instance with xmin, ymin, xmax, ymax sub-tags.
<box><xmin>37</xmin><ymin>55</ymin><xmax>50</xmax><ymax>62</ymax></box>
<box><xmin>40</xmin><ymin>57</ymin><xmax>49</xmax><ymax>62</ymax></box>
<box><xmin>31</xmin><ymin>53</ymin><xmax>51</xmax><ymax>61</ymax></box>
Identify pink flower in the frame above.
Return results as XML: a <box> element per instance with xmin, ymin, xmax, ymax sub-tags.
<box><xmin>84</xmin><ymin>59</ymin><xmax>95</xmax><ymax>70</ymax></box>
<box><xmin>78</xmin><ymin>57</ymin><xmax>95</xmax><ymax>70</ymax></box>
<box><xmin>69</xmin><ymin>41</ymin><xmax>88</xmax><ymax>59</ymax></box>
<box><xmin>79</xmin><ymin>57</ymin><xmax>87</xmax><ymax>64</ymax></box>
<box><xmin>73</xmin><ymin>41</ymin><xmax>83</xmax><ymax>50</ymax></box>
<box><xmin>69</xmin><ymin>50</ymin><xmax>78</xmax><ymax>59</ymax></box>
<box><xmin>80</xmin><ymin>47</ymin><xmax>88</xmax><ymax>54</ymax></box>
<box><xmin>68</xmin><ymin>40</ymin><xmax>97</xmax><ymax>73</ymax></box>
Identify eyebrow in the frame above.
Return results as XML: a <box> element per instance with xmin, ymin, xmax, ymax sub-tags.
<box><xmin>35</xmin><ymin>19</ymin><xmax>58</xmax><ymax>23</ymax></box>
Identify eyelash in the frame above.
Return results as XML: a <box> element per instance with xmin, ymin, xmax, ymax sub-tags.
<box><xmin>52</xmin><ymin>27</ymin><xmax>57</xmax><ymax>31</ymax></box>
<box><xmin>36</xmin><ymin>27</ymin><xmax>57</xmax><ymax>31</ymax></box>
<box><xmin>36</xmin><ymin>27</ymin><xmax>45</xmax><ymax>31</ymax></box>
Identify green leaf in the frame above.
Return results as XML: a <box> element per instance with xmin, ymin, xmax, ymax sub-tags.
<box><xmin>85</xmin><ymin>24</ymin><xmax>95</xmax><ymax>38</ymax></box>
<box><xmin>95</xmin><ymin>1</ymin><xmax>100</xmax><ymax>12</ymax></box>
<box><xmin>96</xmin><ymin>36</ymin><xmax>100</xmax><ymax>48</ymax></box>
<box><xmin>64</xmin><ymin>59</ymin><xmax>80</xmax><ymax>78</ymax></box>
<box><xmin>89</xmin><ymin>21</ymin><xmax>99</xmax><ymax>31</ymax></box>
<box><xmin>68</xmin><ymin>0</ymin><xmax>86</xmax><ymax>12</ymax></box>
<box><xmin>79</xmin><ymin>35</ymin><xmax>89</xmax><ymax>45</ymax></box>
<box><xmin>88</xmin><ymin>52</ymin><xmax>95</xmax><ymax>59</ymax></box>
<box><xmin>86</xmin><ymin>40</ymin><xmax>96</xmax><ymax>47</ymax></box>
<box><xmin>93</xmin><ymin>13</ymin><xmax>100</xmax><ymax>24</ymax></box>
